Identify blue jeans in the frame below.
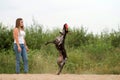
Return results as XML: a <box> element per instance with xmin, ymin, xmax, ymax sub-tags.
<box><xmin>13</xmin><ymin>43</ymin><xmax>28</xmax><ymax>73</ymax></box>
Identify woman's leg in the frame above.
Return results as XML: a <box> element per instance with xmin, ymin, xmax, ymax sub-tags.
<box><xmin>14</xmin><ymin>44</ymin><xmax>21</xmax><ymax>73</ymax></box>
<box><xmin>21</xmin><ymin>44</ymin><xmax>28</xmax><ymax>73</ymax></box>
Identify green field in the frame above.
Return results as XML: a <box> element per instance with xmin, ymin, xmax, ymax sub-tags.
<box><xmin>0</xmin><ymin>22</ymin><xmax>120</xmax><ymax>74</ymax></box>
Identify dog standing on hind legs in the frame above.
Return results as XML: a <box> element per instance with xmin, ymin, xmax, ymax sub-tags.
<box><xmin>45</xmin><ymin>23</ymin><xmax>69</xmax><ymax>75</ymax></box>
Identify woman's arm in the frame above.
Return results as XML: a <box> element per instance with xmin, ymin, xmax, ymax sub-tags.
<box><xmin>24</xmin><ymin>39</ymin><xmax>29</xmax><ymax>51</ymax></box>
<box><xmin>13</xmin><ymin>28</ymin><xmax>21</xmax><ymax>52</ymax></box>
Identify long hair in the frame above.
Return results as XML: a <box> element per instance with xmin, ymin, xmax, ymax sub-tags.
<box><xmin>15</xmin><ymin>18</ymin><xmax>24</xmax><ymax>30</ymax></box>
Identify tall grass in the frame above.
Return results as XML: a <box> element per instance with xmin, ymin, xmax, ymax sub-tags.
<box><xmin>0</xmin><ymin>22</ymin><xmax>120</xmax><ymax>74</ymax></box>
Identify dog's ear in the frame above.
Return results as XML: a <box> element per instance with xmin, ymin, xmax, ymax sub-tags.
<box><xmin>59</xmin><ymin>32</ymin><xmax>63</xmax><ymax>35</ymax></box>
<box><xmin>67</xmin><ymin>31</ymin><xmax>71</xmax><ymax>34</ymax></box>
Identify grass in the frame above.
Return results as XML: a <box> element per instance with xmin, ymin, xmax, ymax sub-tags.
<box><xmin>0</xmin><ymin>47</ymin><xmax>120</xmax><ymax>74</ymax></box>
<box><xmin>0</xmin><ymin>22</ymin><xmax>120</xmax><ymax>74</ymax></box>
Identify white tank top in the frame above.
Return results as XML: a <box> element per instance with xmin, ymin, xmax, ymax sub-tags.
<box><xmin>14</xmin><ymin>30</ymin><xmax>25</xmax><ymax>44</ymax></box>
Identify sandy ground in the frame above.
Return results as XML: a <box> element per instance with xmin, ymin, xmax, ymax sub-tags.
<box><xmin>0</xmin><ymin>74</ymin><xmax>120</xmax><ymax>80</ymax></box>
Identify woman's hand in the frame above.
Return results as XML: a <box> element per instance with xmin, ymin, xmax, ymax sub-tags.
<box><xmin>18</xmin><ymin>46</ymin><xmax>21</xmax><ymax>52</ymax></box>
<box><xmin>25</xmin><ymin>46</ymin><xmax>29</xmax><ymax>52</ymax></box>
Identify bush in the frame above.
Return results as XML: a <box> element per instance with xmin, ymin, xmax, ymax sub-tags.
<box><xmin>0</xmin><ymin>23</ymin><xmax>13</xmax><ymax>50</ymax></box>
<box><xmin>0</xmin><ymin>22</ymin><xmax>120</xmax><ymax>74</ymax></box>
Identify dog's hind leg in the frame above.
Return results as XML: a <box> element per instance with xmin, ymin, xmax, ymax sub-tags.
<box><xmin>57</xmin><ymin>58</ymin><xmax>67</xmax><ymax>75</ymax></box>
<box><xmin>57</xmin><ymin>54</ymin><xmax>63</xmax><ymax>67</ymax></box>
<box><xmin>57</xmin><ymin>54</ymin><xmax>63</xmax><ymax>75</ymax></box>
<box><xmin>57</xmin><ymin>61</ymin><xmax>65</xmax><ymax>75</ymax></box>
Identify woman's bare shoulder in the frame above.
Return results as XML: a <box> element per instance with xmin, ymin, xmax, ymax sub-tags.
<box><xmin>13</xmin><ymin>28</ymin><xmax>19</xmax><ymax>33</ymax></box>
<box><xmin>13</xmin><ymin>28</ymin><xmax>18</xmax><ymax>31</ymax></box>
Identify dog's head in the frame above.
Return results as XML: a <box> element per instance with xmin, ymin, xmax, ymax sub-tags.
<box><xmin>63</xmin><ymin>23</ymin><xmax>68</xmax><ymax>33</ymax></box>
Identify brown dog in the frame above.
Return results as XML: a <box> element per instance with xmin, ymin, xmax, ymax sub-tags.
<box><xmin>45</xmin><ymin>23</ymin><xmax>69</xmax><ymax>75</ymax></box>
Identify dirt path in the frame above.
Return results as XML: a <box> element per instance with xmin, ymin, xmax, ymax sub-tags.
<box><xmin>0</xmin><ymin>74</ymin><xmax>120</xmax><ymax>80</ymax></box>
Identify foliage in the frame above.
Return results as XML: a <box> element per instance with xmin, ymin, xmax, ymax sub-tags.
<box><xmin>0</xmin><ymin>22</ymin><xmax>120</xmax><ymax>74</ymax></box>
<box><xmin>0</xmin><ymin>23</ymin><xmax>13</xmax><ymax>50</ymax></box>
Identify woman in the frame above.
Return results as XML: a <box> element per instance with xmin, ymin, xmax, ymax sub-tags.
<box><xmin>13</xmin><ymin>18</ymin><xmax>29</xmax><ymax>74</ymax></box>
